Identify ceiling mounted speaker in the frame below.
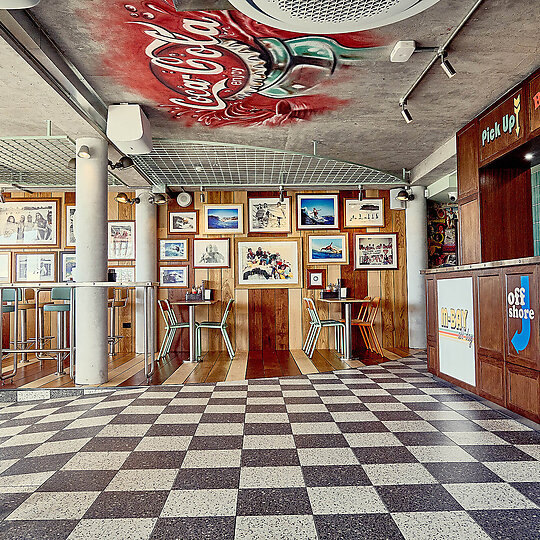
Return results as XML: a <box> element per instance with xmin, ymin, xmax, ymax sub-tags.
<box><xmin>228</xmin><ymin>0</ymin><xmax>441</xmax><ymax>34</ymax></box>
<box><xmin>0</xmin><ymin>0</ymin><xmax>41</xmax><ymax>6</ymax></box>
<box><xmin>176</xmin><ymin>192</ymin><xmax>193</xmax><ymax>208</ymax></box>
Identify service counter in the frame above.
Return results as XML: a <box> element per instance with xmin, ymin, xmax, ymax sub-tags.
<box><xmin>423</xmin><ymin>257</ymin><xmax>540</xmax><ymax>423</ymax></box>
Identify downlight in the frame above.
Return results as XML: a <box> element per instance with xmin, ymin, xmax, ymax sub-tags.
<box><xmin>227</xmin><ymin>0</ymin><xmax>441</xmax><ymax>34</ymax></box>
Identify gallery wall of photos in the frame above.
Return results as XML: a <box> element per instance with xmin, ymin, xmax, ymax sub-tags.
<box><xmin>0</xmin><ymin>189</ymin><xmax>408</xmax><ymax>356</ymax></box>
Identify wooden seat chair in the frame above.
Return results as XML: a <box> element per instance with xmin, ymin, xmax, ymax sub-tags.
<box><xmin>352</xmin><ymin>297</ymin><xmax>383</xmax><ymax>357</ymax></box>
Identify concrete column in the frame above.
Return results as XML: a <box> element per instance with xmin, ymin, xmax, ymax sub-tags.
<box><xmin>75</xmin><ymin>137</ymin><xmax>109</xmax><ymax>385</ymax></box>
<box><xmin>406</xmin><ymin>186</ymin><xmax>428</xmax><ymax>349</ymax></box>
<box><xmin>135</xmin><ymin>191</ymin><xmax>157</xmax><ymax>353</ymax></box>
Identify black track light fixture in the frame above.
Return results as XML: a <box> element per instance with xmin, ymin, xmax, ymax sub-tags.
<box><xmin>401</xmin><ymin>101</ymin><xmax>413</xmax><ymax>124</ymax></box>
<box><xmin>440</xmin><ymin>53</ymin><xmax>456</xmax><ymax>79</ymax></box>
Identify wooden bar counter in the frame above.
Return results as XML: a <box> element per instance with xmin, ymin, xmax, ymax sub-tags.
<box><xmin>423</xmin><ymin>257</ymin><xmax>540</xmax><ymax>423</ymax></box>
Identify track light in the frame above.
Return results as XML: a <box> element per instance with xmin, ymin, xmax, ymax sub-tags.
<box><xmin>279</xmin><ymin>185</ymin><xmax>284</xmax><ymax>203</ymax></box>
<box><xmin>0</xmin><ymin>189</ymin><xmax>5</xmax><ymax>204</ymax></box>
<box><xmin>358</xmin><ymin>184</ymin><xmax>364</xmax><ymax>201</ymax></box>
<box><xmin>440</xmin><ymin>54</ymin><xmax>456</xmax><ymax>78</ymax></box>
<box><xmin>401</xmin><ymin>102</ymin><xmax>413</xmax><ymax>124</ymax></box>
<box><xmin>108</xmin><ymin>156</ymin><xmax>134</xmax><ymax>170</ymax></box>
<box><xmin>150</xmin><ymin>193</ymin><xmax>168</xmax><ymax>205</ymax></box>
<box><xmin>115</xmin><ymin>192</ymin><xmax>140</xmax><ymax>205</ymax></box>
<box><xmin>77</xmin><ymin>145</ymin><xmax>91</xmax><ymax>159</ymax></box>
<box><xmin>200</xmin><ymin>186</ymin><xmax>205</xmax><ymax>203</ymax></box>
<box><xmin>396</xmin><ymin>188</ymin><xmax>414</xmax><ymax>202</ymax></box>
<box><xmin>67</xmin><ymin>158</ymin><xmax>76</xmax><ymax>170</ymax></box>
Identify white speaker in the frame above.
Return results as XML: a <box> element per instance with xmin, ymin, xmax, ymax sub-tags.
<box><xmin>176</xmin><ymin>192</ymin><xmax>192</xmax><ymax>207</ymax></box>
<box><xmin>107</xmin><ymin>104</ymin><xmax>152</xmax><ymax>155</ymax></box>
<box><xmin>390</xmin><ymin>188</ymin><xmax>407</xmax><ymax>210</ymax></box>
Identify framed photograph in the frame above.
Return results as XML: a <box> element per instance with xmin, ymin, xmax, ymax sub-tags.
<box><xmin>0</xmin><ymin>198</ymin><xmax>59</xmax><ymax>247</ymax></box>
<box><xmin>169</xmin><ymin>211</ymin><xmax>198</xmax><ymax>234</ymax></box>
<box><xmin>344</xmin><ymin>198</ymin><xmax>384</xmax><ymax>228</ymax></box>
<box><xmin>194</xmin><ymin>238</ymin><xmax>230</xmax><ymax>268</ymax></box>
<box><xmin>108</xmin><ymin>221</ymin><xmax>135</xmax><ymax>260</ymax></box>
<box><xmin>307</xmin><ymin>234</ymin><xmax>348</xmax><ymax>264</ymax></box>
<box><xmin>248</xmin><ymin>197</ymin><xmax>291</xmax><ymax>233</ymax></box>
<box><xmin>297</xmin><ymin>194</ymin><xmax>339</xmax><ymax>229</ymax></box>
<box><xmin>14</xmin><ymin>252</ymin><xmax>56</xmax><ymax>282</ymax></box>
<box><xmin>65</xmin><ymin>205</ymin><xmax>76</xmax><ymax>248</ymax></box>
<box><xmin>355</xmin><ymin>234</ymin><xmax>398</xmax><ymax>270</ymax></box>
<box><xmin>307</xmin><ymin>268</ymin><xmax>326</xmax><ymax>290</ymax></box>
<box><xmin>160</xmin><ymin>266</ymin><xmax>189</xmax><ymax>287</ymax></box>
<box><xmin>235</xmin><ymin>238</ymin><xmax>302</xmax><ymax>289</ymax></box>
<box><xmin>0</xmin><ymin>252</ymin><xmax>11</xmax><ymax>282</ymax></box>
<box><xmin>60</xmin><ymin>251</ymin><xmax>76</xmax><ymax>282</ymax></box>
<box><xmin>203</xmin><ymin>204</ymin><xmax>243</xmax><ymax>234</ymax></box>
<box><xmin>160</xmin><ymin>239</ymin><xmax>188</xmax><ymax>261</ymax></box>
<box><xmin>109</xmin><ymin>266</ymin><xmax>135</xmax><ymax>282</ymax></box>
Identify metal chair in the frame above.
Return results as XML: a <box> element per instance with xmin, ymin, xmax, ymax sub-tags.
<box><xmin>41</xmin><ymin>288</ymin><xmax>71</xmax><ymax>374</ymax></box>
<box><xmin>158</xmin><ymin>299</ymin><xmax>196</xmax><ymax>361</ymax></box>
<box><xmin>108</xmin><ymin>287</ymin><xmax>129</xmax><ymax>356</ymax></box>
<box><xmin>352</xmin><ymin>297</ymin><xmax>383</xmax><ymax>357</ymax></box>
<box><xmin>302</xmin><ymin>297</ymin><xmax>345</xmax><ymax>358</ymax></box>
<box><xmin>195</xmin><ymin>298</ymin><xmax>235</xmax><ymax>360</ymax></box>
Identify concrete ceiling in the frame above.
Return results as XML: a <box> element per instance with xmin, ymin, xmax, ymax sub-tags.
<box><xmin>0</xmin><ymin>0</ymin><xmax>539</xmax><ymax>186</ymax></box>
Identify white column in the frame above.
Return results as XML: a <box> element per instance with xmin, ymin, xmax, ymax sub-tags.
<box><xmin>406</xmin><ymin>186</ymin><xmax>428</xmax><ymax>349</ymax></box>
<box><xmin>135</xmin><ymin>190</ymin><xmax>157</xmax><ymax>353</ymax></box>
<box><xmin>75</xmin><ymin>137</ymin><xmax>109</xmax><ymax>385</ymax></box>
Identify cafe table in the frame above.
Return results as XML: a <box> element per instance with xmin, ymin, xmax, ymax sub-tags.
<box><xmin>171</xmin><ymin>300</ymin><xmax>216</xmax><ymax>362</ymax></box>
<box><xmin>318</xmin><ymin>297</ymin><xmax>371</xmax><ymax>361</ymax></box>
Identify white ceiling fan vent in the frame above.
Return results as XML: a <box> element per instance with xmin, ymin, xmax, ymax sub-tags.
<box><xmin>228</xmin><ymin>0</ymin><xmax>441</xmax><ymax>34</ymax></box>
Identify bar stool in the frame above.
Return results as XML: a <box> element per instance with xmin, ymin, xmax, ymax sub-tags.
<box><xmin>108</xmin><ymin>287</ymin><xmax>129</xmax><ymax>356</ymax></box>
<box><xmin>1</xmin><ymin>289</ymin><xmax>20</xmax><ymax>360</ymax></box>
<box><xmin>195</xmin><ymin>298</ymin><xmax>235</xmax><ymax>360</ymax></box>
<box><xmin>302</xmin><ymin>297</ymin><xmax>345</xmax><ymax>358</ymax></box>
<box><xmin>41</xmin><ymin>288</ymin><xmax>71</xmax><ymax>374</ymax></box>
<box><xmin>158</xmin><ymin>299</ymin><xmax>196</xmax><ymax>361</ymax></box>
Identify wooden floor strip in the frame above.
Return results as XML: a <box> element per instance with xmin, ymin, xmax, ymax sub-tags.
<box><xmin>226</xmin><ymin>351</ymin><xmax>248</xmax><ymax>381</ymax></box>
<box><xmin>20</xmin><ymin>372</ymin><xmax>61</xmax><ymax>388</ymax></box>
<box><xmin>163</xmin><ymin>361</ymin><xmax>198</xmax><ymax>385</ymax></box>
<box><xmin>382</xmin><ymin>348</ymin><xmax>401</xmax><ymax>361</ymax></box>
<box><xmin>290</xmin><ymin>349</ymin><xmax>318</xmax><ymax>374</ymax></box>
<box><xmin>101</xmin><ymin>360</ymin><xmax>145</xmax><ymax>387</ymax></box>
<box><xmin>205</xmin><ymin>353</ymin><xmax>233</xmax><ymax>383</ymax></box>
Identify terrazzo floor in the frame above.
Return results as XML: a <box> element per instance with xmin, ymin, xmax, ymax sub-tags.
<box><xmin>0</xmin><ymin>352</ymin><xmax>539</xmax><ymax>539</ymax></box>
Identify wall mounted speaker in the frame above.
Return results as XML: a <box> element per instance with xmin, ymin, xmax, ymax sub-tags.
<box><xmin>0</xmin><ymin>0</ymin><xmax>41</xmax><ymax>7</ymax></box>
<box><xmin>176</xmin><ymin>192</ymin><xmax>193</xmax><ymax>207</ymax></box>
<box><xmin>107</xmin><ymin>104</ymin><xmax>152</xmax><ymax>155</ymax></box>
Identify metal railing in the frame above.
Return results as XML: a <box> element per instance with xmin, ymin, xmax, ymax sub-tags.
<box><xmin>0</xmin><ymin>281</ymin><xmax>157</xmax><ymax>383</ymax></box>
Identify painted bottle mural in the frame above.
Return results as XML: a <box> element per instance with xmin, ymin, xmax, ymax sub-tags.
<box><xmin>85</xmin><ymin>1</ymin><xmax>389</xmax><ymax>127</ymax></box>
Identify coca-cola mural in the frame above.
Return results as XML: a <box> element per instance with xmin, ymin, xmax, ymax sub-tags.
<box><xmin>86</xmin><ymin>1</ymin><xmax>388</xmax><ymax>127</ymax></box>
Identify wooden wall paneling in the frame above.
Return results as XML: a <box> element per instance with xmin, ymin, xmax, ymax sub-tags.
<box><xmin>505</xmin><ymin>362</ymin><xmax>540</xmax><ymax>422</ymax></box>
<box><xmin>392</xmin><ymin>207</ymin><xmax>408</xmax><ymax>350</ymax></box>
<box><xmin>275</xmin><ymin>288</ymin><xmax>289</xmax><ymax>350</ymax></box>
<box><xmin>288</xmin><ymin>288</ymin><xmax>303</xmax><ymax>350</ymax></box>
<box><xmin>476</xmin><ymin>271</ymin><xmax>504</xmax><ymax>358</ymax></box>
<box><xmin>326</xmin><ymin>264</ymin><xmax>341</xmax><ymax>349</ymax></box>
<box><xmin>248</xmin><ymin>289</ymin><xmax>263</xmax><ymax>351</ymax></box>
<box><xmin>479</xmin><ymin>164</ymin><xmax>533</xmax><ymax>262</ymax></box>
<box><xmin>425</xmin><ymin>277</ymin><xmax>437</xmax><ymax>341</ymax></box>
<box><xmin>261</xmin><ymin>289</ymin><xmax>276</xmax><ymax>351</ymax></box>
<box><xmin>478</xmin><ymin>354</ymin><xmax>506</xmax><ymax>406</ymax></box>
<box><xmin>459</xmin><ymin>196</ymin><xmax>481</xmax><ymax>264</ymax></box>
<box><xmin>427</xmin><ymin>341</ymin><xmax>438</xmax><ymax>374</ymax></box>
<box><xmin>235</xmin><ymin>289</ymin><xmax>249</xmax><ymax>351</ymax></box>
<box><xmin>457</xmin><ymin>122</ymin><xmax>479</xmax><ymax>199</ymax></box>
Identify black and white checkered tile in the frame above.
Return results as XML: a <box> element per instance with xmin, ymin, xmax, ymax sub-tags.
<box><xmin>0</xmin><ymin>353</ymin><xmax>539</xmax><ymax>539</ymax></box>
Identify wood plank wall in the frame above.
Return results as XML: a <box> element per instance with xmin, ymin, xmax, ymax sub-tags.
<box><xmin>159</xmin><ymin>188</ymin><xmax>409</xmax><ymax>355</ymax></box>
<box><xmin>2</xmin><ymin>191</ymin><xmax>136</xmax><ymax>354</ymax></box>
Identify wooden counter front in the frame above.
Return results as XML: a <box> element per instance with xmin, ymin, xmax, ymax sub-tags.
<box><xmin>424</xmin><ymin>260</ymin><xmax>540</xmax><ymax>423</ymax></box>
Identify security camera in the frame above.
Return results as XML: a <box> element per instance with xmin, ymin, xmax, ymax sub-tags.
<box><xmin>448</xmin><ymin>192</ymin><xmax>457</xmax><ymax>203</ymax></box>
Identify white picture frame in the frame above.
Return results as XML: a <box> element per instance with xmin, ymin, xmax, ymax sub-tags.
<box><xmin>160</xmin><ymin>266</ymin><xmax>189</xmax><ymax>287</ymax></box>
<box><xmin>14</xmin><ymin>252</ymin><xmax>56</xmax><ymax>282</ymax></box>
<box><xmin>248</xmin><ymin>197</ymin><xmax>291</xmax><ymax>233</ymax></box>
<box><xmin>307</xmin><ymin>234</ymin><xmax>349</xmax><ymax>264</ymax></box>
<box><xmin>0</xmin><ymin>252</ymin><xmax>11</xmax><ymax>282</ymax></box>
<box><xmin>109</xmin><ymin>266</ymin><xmax>135</xmax><ymax>282</ymax></box>
<box><xmin>344</xmin><ymin>198</ymin><xmax>384</xmax><ymax>228</ymax></box>
<box><xmin>297</xmin><ymin>194</ymin><xmax>339</xmax><ymax>230</ymax></box>
<box><xmin>65</xmin><ymin>205</ymin><xmax>76</xmax><ymax>247</ymax></box>
<box><xmin>108</xmin><ymin>221</ymin><xmax>135</xmax><ymax>260</ymax></box>
<box><xmin>203</xmin><ymin>204</ymin><xmax>243</xmax><ymax>234</ymax></box>
<box><xmin>354</xmin><ymin>234</ymin><xmax>398</xmax><ymax>270</ymax></box>
<box><xmin>169</xmin><ymin>211</ymin><xmax>198</xmax><ymax>234</ymax></box>
<box><xmin>160</xmin><ymin>239</ymin><xmax>188</xmax><ymax>261</ymax></box>
<box><xmin>194</xmin><ymin>238</ymin><xmax>230</xmax><ymax>268</ymax></box>
<box><xmin>60</xmin><ymin>251</ymin><xmax>76</xmax><ymax>282</ymax></box>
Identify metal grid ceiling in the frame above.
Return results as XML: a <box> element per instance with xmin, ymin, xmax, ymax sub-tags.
<box><xmin>132</xmin><ymin>140</ymin><xmax>400</xmax><ymax>187</ymax></box>
<box><xmin>0</xmin><ymin>136</ymin><xmax>125</xmax><ymax>188</ymax></box>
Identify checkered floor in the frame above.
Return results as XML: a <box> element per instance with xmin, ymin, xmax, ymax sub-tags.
<box><xmin>0</xmin><ymin>353</ymin><xmax>539</xmax><ymax>539</ymax></box>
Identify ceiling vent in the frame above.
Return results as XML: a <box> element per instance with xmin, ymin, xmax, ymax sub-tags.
<box><xmin>228</xmin><ymin>0</ymin><xmax>441</xmax><ymax>34</ymax></box>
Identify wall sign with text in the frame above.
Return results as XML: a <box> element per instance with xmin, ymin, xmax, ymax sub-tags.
<box><xmin>437</xmin><ymin>277</ymin><xmax>476</xmax><ymax>386</ymax></box>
